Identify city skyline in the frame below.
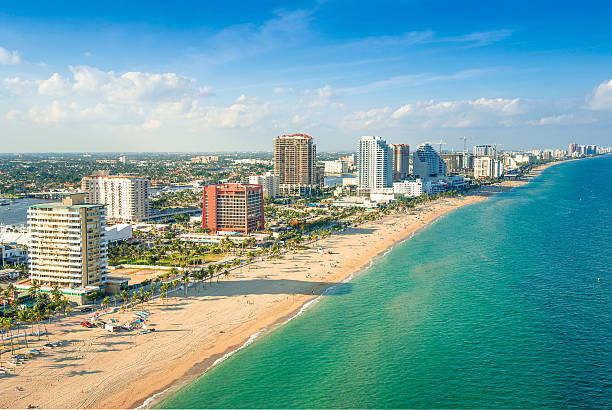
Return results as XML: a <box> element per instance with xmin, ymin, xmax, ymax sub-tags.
<box><xmin>1</xmin><ymin>1</ymin><xmax>612</xmax><ymax>152</ymax></box>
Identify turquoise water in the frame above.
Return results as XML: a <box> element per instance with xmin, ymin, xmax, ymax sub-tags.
<box><xmin>160</xmin><ymin>156</ymin><xmax>611</xmax><ymax>409</ymax></box>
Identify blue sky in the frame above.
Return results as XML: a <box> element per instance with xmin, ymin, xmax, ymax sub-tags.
<box><xmin>1</xmin><ymin>0</ymin><xmax>611</xmax><ymax>152</ymax></box>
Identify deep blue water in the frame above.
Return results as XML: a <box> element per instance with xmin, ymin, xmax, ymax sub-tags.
<box><xmin>161</xmin><ymin>156</ymin><xmax>611</xmax><ymax>409</ymax></box>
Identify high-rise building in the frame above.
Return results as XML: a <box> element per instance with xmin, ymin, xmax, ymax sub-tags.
<box><xmin>81</xmin><ymin>173</ymin><xmax>150</xmax><ymax>223</ymax></box>
<box><xmin>568</xmin><ymin>143</ymin><xmax>580</xmax><ymax>156</ymax></box>
<box><xmin>413</xmin><ymin>144</ymin><xmax>447</xmax><ymax>179</ymax></box>
<box><xmin>248</xmin><ymin>172</ymin><xmax>280</xmax><ymax>199</ymax></box>
<box><xmin>202</xmin><ymin>184</ymin><xmax>265</xmax><ymax>233</ymax></box>
<box><xmin>273</xmin><ymin>133</ymin><xmax>319</xmax><ymax>195</ymax></box>
<box><xmin>388</xmin><ymin>144</ymin><xmax>410</xmax><ymax>180</ymax></box>
<box><xmin>357</xmin><ymin>136</ymin><xmax>393</xmax><ymax>193</ymax></box>
<box><xmin>27</xmin><ymin>193</ymin><xmax>108</xmax><ymax>292</ymax></box>
<box><xmin>473</xmin><ymin>145</ymin><xmax>496</xmax><ymax>156</ymax></box>
<box><xmin>473</xmin><ymin>156</ymin><xmax>504</xmax><ymax>179</ymax></box>
<box><xmin>440</xmin><ymin>153</ymin><xmax>468</xmax><ymax>174</ymax></box>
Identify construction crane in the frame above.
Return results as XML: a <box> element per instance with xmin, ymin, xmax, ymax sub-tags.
<box><xmin>460</xmin><ymin>136</ymin><xmax>470</xmax><ymax>154</ymax></box>
<box><xmin>493</xmin><ymin>143</ymin><xmax>502</xmax><ymax>157</ymax></box>
<box><xmin>425</xmin><ymin>140</ymin><xmax>447</xmax><ymax>153</ymax></box>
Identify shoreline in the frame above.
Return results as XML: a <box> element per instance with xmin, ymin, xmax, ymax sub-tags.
<box><xmin>0</xmin><ymin>159</ymin><xmax>573</xmax><ymax>410</ymax></box>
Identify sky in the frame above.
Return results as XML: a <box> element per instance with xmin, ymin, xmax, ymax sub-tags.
<box><xmin>1</xmin><ymin>0</ymin><xmax>611</xmax><ymax>152</ymax></box>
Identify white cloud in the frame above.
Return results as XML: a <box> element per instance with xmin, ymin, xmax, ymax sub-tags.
<box><xmin>304</xmin><ymin>84</ymin><xmax>337</xmax><ymax>107</ymax></box>
<box><xmin>345</xmin><ymin>97</ymin><xmax>526</xmax><ymax>129</ymax></box>
<box><xmin>203</xmin><ymin>102</ymin><xmax>271</xmax><ymax>128</ymax></box>
<box><xmin>142</xmin><ymin>119</ymin><xmax>161</xmax><ymax>129</ymax></box>
<box><xmin>0</xmin><ymin>46</ymin><xmax>20</xmax><ymax>65</ymax></box>
<box><xmin>586</xmin><ymin>78</ymin><xmax>612</xmax><ymax>110</ymax></box>
<box><xmin>3</xmin><ymin>77</ymin><xmax>32</xmax><ymax>94</ymax></box>
<box><xmin>28</xmin><ymin>101</ymin><xmax>70</xmax><ymax>124</ymax></box>
<box><xmin>38</xmin><ymin>73</ymin><xmax>70</xmax><ymax>96</ymax></box>
<box><xmin>62</xmin><ymin>65</ymin><xmax>209</xmax><ymax>102</ymax></box>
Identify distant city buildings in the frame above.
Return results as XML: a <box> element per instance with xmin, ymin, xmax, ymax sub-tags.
<box><xmin>357</xmin><ymin>136</ymin><xmax>393</xmax><ymax>193</ymax></box>
<box><xmin>81</xmin><ymin>172</ymin><xmax>150</xmax><ymax>223</ymax></box>
<box><xmin>202</xmin><ymin>184</ymin><xmax>265</xmax><ymax>234</ymax></box>
<box><xmin>339</xmin><ymin>154</ymin><xmax>355</xmax><ymax>167</ymax></box>
<box><xmin>26</xmin><ymin>193</ymin><xmax>108</xmax><ymax>302</ymax></box>
<box><xmin>412</xmin><ymin>144</ymin><xmax>447</xmax><ymax>180</ymax></box>
<box><xmin>322</xmin><ymin>159</ymin><xmax>350</xmax><ymax>174</ymax></box>
<box><xmin>249</xmin><ymin>172</ymin><xmax>280</xmax><ymax>199</ymax></box>
<box><xmin>388</xmin><ymin>144</ymin><xmax>410</xmax><ymax>181</ymax></box>
<box><xmin>190</xmin><ymin>155</ymin><xmax>220</xmax><ymax>163</ymax></box>
<box><xmin>568</xmin><ymin>143</ymin><xmax>598</xmax><ymax>157</ymax></box>
<box><xmin>273</xmin><ymin>133</ymin><xmax>321</xmax><ymax>195</ymax></box>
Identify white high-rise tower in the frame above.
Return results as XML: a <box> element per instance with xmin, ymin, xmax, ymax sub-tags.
<box><xmin>357</xmin><ymin>136</ymin><xmax>393</xmax><ymax>193</ymax></box>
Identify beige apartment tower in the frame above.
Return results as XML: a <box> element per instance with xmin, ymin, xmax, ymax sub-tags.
<box><xmin>27</xmin><ymin>193</ymin><xmax>108</xmax><ymax>291</ymax></box>
<box><xmin>81</xmin><ymin>173</ymin><xmax>150</xmax><ymax>222</ymax></box>
<box><xmin>273</xmin><ymin>133</ymin><xmax>320</xmax><ymax>195</ymax></box>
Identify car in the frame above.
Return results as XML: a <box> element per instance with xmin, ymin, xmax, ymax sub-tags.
<box><xmin>80</xmin><ymin>307</ymin><xmax>93</xmax><ymax>313</ymax></box>
<box><xmin>80</xmin><ymin>321</ymin><xmax>94</xmax><ymax>328</ymax></box>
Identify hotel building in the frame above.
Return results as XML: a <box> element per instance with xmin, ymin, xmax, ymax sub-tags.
<box><xmin>357</xmin><ymin>136</ymin><xmax>393</xmax><ymax>193</ymax></box>
<box><xmin>273</xmin><ymin>133</ymin><xmax>320</xmax><ymax>195</ymax></box>
<box><xmin>202</xmin><ymin>184</ymin><xmax>265</xmax><ymax>234</ymax></box>
<box><xmin>412</xmin><ymin>144</ymin><xmax>447</xmax><ymax>180</ymax></box>
<box><xmin>388</xmin><ymin>144</ymin><xmax>410</xmax><ymax>181</ymax></box>
<box><xmin>81</xmin><ymin>173</ymin><xmax>150</xmax><ymax>222</ymax></box>
<box><xmin>26</xmin><ymin>193</ymin><xmax>108</xmax><ymax>300</ymax></box>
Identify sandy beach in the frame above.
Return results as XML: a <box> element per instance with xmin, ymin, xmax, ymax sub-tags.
<box><xmin>0</xmin><ymin>161</ymin><xmax>567</xmax><ymax>409</ymax></box>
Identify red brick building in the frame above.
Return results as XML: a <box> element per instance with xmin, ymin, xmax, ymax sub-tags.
<box><xmin>202</xmin><ymin>184</ymin><xmax>265</xmax><ymax>233</ymax></box>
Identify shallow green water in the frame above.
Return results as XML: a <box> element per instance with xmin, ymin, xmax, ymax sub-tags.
<box><xmin>160</xmin><ymin>156</ymin><xmax>611</xmax><ymax>408</ymax></box>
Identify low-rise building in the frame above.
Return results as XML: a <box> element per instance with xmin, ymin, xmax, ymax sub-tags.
<box><xmin>1</xmin><ymin>243</ymin><xmax>27</xmax><ymax>266</ymax></box>
<box><xmin>392</xmin><ymin>179</ymin><xmax>427</xmax><ymax>197</ymax></box>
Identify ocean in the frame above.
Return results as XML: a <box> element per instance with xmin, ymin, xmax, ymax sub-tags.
<box><xmin>159</xmin><ymin>156</ymin><xmax>611</xmax><ymax>408</ymax></box>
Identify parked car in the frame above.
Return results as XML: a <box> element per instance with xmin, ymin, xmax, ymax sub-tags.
<box><xmin>80</xmin><ymin>321</ymin><xmax>94</xmax><ymax>328</ymax></box>
<box><xmin>80</xmin><ymin>307</ymin><xmax>93</xmax><ymax>313</ymax></box>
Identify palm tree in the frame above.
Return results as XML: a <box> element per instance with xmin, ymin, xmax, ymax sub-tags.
<box><xmin>231</xmin><ymin>258</ymin><xmax>240</xmax><ymax>274</ymax></box>
<box><xmin>183</xmin><ymin>276</ymin><xmax>190</xmax><ymax>297</ymax></box>
<box><xmin>28</xmin><ymin>279</ymin><xmax>40</xmax><ymax>301</ymax></box>
<box><xmin>120</xmin><ymin>290</ymin><xmax>129</xmax><ymax>305</ymax></box>
<box><xmin>17</xmin><ymin>309</ymin><xmax>29</xmax><ymax>348</ymax></box>
<box><xmin>6</xmin><ymin>283</ymin><xmax>16</xmax><ymax>304</ymax></box>
<box><xmin>51</xmin><ymin>283</ymin><xmax>62</xmax><ymax>305</ymax></box>
<box><xmin>102</xmin><ymin>296</ymin><xmax>111</xmax><ymax>310</ymax></box>
<box><xmin>0</xmin><ymin>317</ymin><xmax>15</xmax><ymax>357</ymax></box>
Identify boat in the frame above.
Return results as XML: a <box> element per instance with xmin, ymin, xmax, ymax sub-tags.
<box><xmin>0</xmin><ymin>199</ymin><xmax>9</xmax><ymax>206</ymax></box>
